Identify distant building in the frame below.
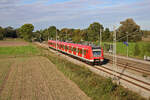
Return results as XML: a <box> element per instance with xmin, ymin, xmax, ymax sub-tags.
<box><xmin>142</xmin><ymin>35</ymin><xmax>150</xmax><ymax>42</ymax></box>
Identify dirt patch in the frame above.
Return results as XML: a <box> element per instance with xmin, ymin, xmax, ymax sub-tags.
<box><xmin>0</xmin><ymin>41</ymin><xmax>29</xmax><ymax>47</ymax></box>
<box><xmin>0</xmin><ymin>56</ymin><xmax>90</xmax><ymax>100</ymax></box>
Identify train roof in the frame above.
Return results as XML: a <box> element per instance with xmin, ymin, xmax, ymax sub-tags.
<box><xmin>48</xmin><ymin>40</ymin><xmax>91</xmax><ymax>49</ymax></box>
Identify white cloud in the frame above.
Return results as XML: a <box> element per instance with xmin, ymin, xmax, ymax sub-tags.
<box><xmin>0</xmin><ymin>0</ymin><xmax>150</xmax><ymax>30</ymax></box>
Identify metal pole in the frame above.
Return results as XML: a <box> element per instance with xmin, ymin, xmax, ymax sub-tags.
<box><xmin>113</xmin><ymin>26</ymin><xmax>117</xmax><ymax>68</ymax></box>
<box><xmin>127</xmin><ymin>32</ymin><xmax>128</xmax><ymax>57</ymax></box>
<box><xmin>56</xmin><ymin>28</ymin><xmax>57</xmax><ymax>50</ymax></box>
<box><xmin>100</xmin><ymin>28</ymin><xmax>102</xmax><ymax>47</ymax></box>
<box><xmin>113</xmin><ymin>25</ymin><xmax>117</xmax><ymax>81</ymax></box>
<box><xmin>40</xmin><ymin>34</ymin><xmax>41</xmax><ymax>43</ymax></box>
<box><xmin>48</xmin><ymin>31</ymin><xmax>50</xmax><ymax>40</ymax></box>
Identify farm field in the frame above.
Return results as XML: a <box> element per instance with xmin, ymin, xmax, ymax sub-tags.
<box><xmin>0</xmin><ymin>40</ymin><xmax>90</xmax><ymax>100</ymax></box>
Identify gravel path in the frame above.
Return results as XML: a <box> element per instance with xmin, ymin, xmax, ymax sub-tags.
<box><xmin>0</xmin><ymin>56</ymin><xmax>90</xmax><ymax>100</ymax></box>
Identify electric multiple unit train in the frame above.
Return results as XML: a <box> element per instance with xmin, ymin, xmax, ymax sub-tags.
<box><xmin>48</xmin><ymin>40</ymin><xmax>104</xmax><ymax>65</ymax></box>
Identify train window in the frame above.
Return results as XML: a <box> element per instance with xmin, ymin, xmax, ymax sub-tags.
<box><xmin>78</xmin><ymin>49</ymin><xmax>80</xmax><ymax>53</ymax></box>
<box><xmin>78</xmin><ymin>48</ymin><xmax>82</xmax><ymax>54</ymax></box>
<box><xmin>93</xmin><ymin>51</ymin><xmax>101</xmax><ymax>57</ymax></box>
<box><xmin>73</xmin><ymin>48</ymin><xmax>76</xmax><ymax>52</ymax></box>
<box><xmin>80</xmin><ymin>49</ymin><xmax>82</xmax><ymax>54</ymax></box>
<box><xmin>84</xmin><ymin>50</ymin><xmax>86</xmax><ymax>55</ymax></box>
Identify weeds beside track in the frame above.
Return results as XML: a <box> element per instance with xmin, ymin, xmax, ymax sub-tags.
<box><xmin>38</xmin><ymin>46</ymin><xmax>146</xmax><ymax>100</ymax></box>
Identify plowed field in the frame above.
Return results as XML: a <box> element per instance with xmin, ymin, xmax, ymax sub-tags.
<box><xmin>0</xmin><ymin>41</ymin><xmax>29</xmax><ymax>47</ymax></box>
<box><xmin>0</xmin><ymin>56</ymin><xmax>90</xmax><ymax>100</ymax></box>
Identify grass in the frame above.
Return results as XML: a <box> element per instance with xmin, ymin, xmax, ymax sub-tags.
<box><xmin>0</xmin><ymin>41</ymin><xmax>40</xmax><ymax>90</ymax></box>
<box><xmin>39</xmin><ymin>47</ymin><xmax>145</xmax><ymax>100</ymax></box>
<box><xmin>102</xmin><ymin>42</ymin><xmax>150</xmax><ymax>59</ymax></box>
<box><xmin>0</xmin><ymin>45</ymin><xmax>40</xmax><ymax>56</ymax></box>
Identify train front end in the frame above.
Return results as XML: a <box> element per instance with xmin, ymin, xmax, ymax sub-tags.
<box><xmin>92</xmin><ymin>47</ymin><xmax>104</xmax><ymax>64</ymax></box>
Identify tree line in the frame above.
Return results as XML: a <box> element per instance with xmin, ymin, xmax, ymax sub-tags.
<box><xmin>0</xmin><ymin>18</ymin><xmax>149</xmax><ymax>43</ymax></box>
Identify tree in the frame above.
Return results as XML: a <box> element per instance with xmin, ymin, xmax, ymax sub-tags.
<box><xmin>72</xmin><ymin>29</ymin><xmax>82</xmax><ymax>43</ymax></box>
<box><xmin>0</xmin><ymin>26</ymin><xmax>5</xmax><ymax>40</ymax></box>
<box><xmin>59</xmin><ymin>28</ymin><xmax>73</xmax><ymax>41</ymax></box>
<box><xmin>117</xmin><ymin>18</ymin><xmax>142</xmax><ymax>42</ymax></box>
<box><xmin>19</xmin><ymin>24</ymin><xmax>34</xmax><ymax>41</ymax></box>
<box><xmin>80</xmin><ymin>29</ymin><xmax>88</xmax><ymax>41</ymax></box>
<box><xmin>48</xmin><ymin>26</ymin><xmax>57</xmax><ymax>40</ymax></box>
<box><xmin>102</xmin><ymin>28</ymin><xmax>111</xmax><ymax>41</ymax></box>
<box><xmin>42</xmin><ymin>29</ymin><xmax>48</xmax><ymax>41</ymax></box>
<box><xmin>87</xmin><ymin>22</ymin><xmax>104</xmax><ymax>42</ymax></box>
<box><xmin>4</xmin><ymin>26</ymin><xmax>17</xmax><ymax>38</ymax></box>
<box><xmin>33</xmin><ymin>30</ymin><xmax>43</xmax><ymax>42</ymax></box>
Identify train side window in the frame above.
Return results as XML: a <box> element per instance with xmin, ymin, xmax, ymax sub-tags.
<box><xmin>78</xmin><ymin>48</ymin><xmax>80</xmax><ymax>53</ymax></box>
<box><xmin>80</xmin><ymin>49</ymin><xmax>82</xmax><ymax>54</ymax></box>
<box><xmin>84</xmin><ymin>50</ymin><xmax>86</xmax><ymax>55</ymax></box>
<box><xmin>78</xmin><ymin>48</ymin><xmax>82</xmax><ymax>54</ymax></box>
<box><xmin>73</xmin><ymin>48</ymin><xmax>76</xmax><ymax>52</ymax></box>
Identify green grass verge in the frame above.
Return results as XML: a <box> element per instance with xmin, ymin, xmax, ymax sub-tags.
<box><xmin>0</xmin><ymin>45</ymin><xmax>40</xmax><ymax>56</ymax></box>
<box><xmin>40</xmin><ymin>47</ymin><xmax>145</xmax><ymax>100</ymax></box>
<box><xmin>101</xmin><ymin>42</ymin><xmax>150</xmax><ymax>59</ymax></box>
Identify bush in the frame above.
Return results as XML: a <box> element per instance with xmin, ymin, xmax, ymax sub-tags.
<box><xmin>101</xmin><ymin>78</ymin><xmax>117</xmax><ymax>94</ymax></box>
<box><xmin>0</xmin><ymin>33</ymin><xmax>4</xmax><ymax>40</ymax></box>
<box><xmin>134</xmin><ymin>44</ymin><xmax>140</xmax><ymax>56</ymax></box>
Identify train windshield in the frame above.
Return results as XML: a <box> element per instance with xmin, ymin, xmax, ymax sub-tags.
<box><xmin>93</xmin><ymin>50</ymin><xmax>101</xmax><ymax>57</ymax></box>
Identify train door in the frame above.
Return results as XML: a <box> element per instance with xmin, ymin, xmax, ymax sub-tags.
<box><xmin>71</xmin><ymin>46</ymin><xmax>73</xmax><ymax>54</ymax></box>
<box><xmin>65</xmin><ymin>45</ymin><xmax>67</xmax><ymax>52</ymax></box>
<box><xmin>84</xmin><ymin>49</ymin><xmax>87</xmax><ymax>58</ymax></box>
<box><xmin>76</xmin><ymin>47</ymin><xmax>78</xmax><ymax>56</ymax></box>
<box><xmin>82</xmin><ymin>48</ymin><xmax>84</xmax><ymax>57</ymax></box>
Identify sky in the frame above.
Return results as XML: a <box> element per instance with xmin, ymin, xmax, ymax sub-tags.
<box><xmin>0</xmin><ymin>0</ymin><xmax>150</xmax><ymax>30</ymax></box>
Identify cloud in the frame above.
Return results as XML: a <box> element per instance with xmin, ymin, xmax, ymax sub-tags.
<box><xmin>0</xmin><ymin>0</ymin><xmax>150</xmax><ymax>30</ymax></box>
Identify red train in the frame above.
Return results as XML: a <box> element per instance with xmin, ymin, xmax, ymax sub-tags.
<box><xmin>48</xmin><ymin>40</ymin><xmax>104</xmax><ymax>65</ymax></box>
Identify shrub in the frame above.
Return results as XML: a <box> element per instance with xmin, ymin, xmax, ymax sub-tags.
<box><xmin>134</xmin><ymin>44</ymin><xmax>140</xmax><ymax>56</ymax></box>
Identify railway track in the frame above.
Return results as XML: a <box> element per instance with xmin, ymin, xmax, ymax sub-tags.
<box><xmin>94</xmin><ymin>66</ymin><xmax>150</xmax><ymax>91</ymax></box>
<box><xmin>36</xmin><ymin>42</ymin><xmax>150</xmax><ymax>98</ymax></box>
<box><xmin>105</xmin><ymin>55</ymin><xmax>150</xmax><ymax>76</ymax></box>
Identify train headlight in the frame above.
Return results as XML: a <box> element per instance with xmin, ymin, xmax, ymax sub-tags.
<box><xmin>100</xmin><ymin>59</ymin><xmax>104</xmax><ymax>62</ymax></box>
